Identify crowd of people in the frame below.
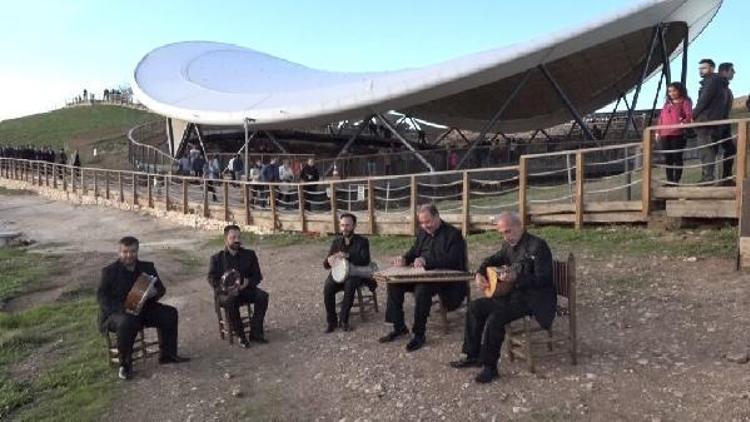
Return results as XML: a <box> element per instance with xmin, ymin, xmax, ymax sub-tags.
<box><xmin>656</xmin><ymin>59</ymin><xmax>748</xmax><ymax>185</ymax></box>
<box><xmin>0</xmin><ymin>145</ymin><xmax>81</xmax><ymax>167</ymax></box>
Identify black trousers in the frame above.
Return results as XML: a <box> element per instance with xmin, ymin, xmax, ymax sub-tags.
<box><xmin>323</xmin><ymin>276</ymin><xmax>376</xmax><ymax>325</ymax></box>
<box><xmin>719</xmin><ymin>130</ymin><xmax>736</xmax><ymax>180</ymax></box>
<box><xmin>385</xmin><ymin>282</ymin><xmax>466</xmax><ymax>337</ymax></box>
<box><xmin>217</xmin><ymin>287</ymin><xmax>269</xmax><ymax>340</ymax></box>
<box><xmin>104</xmin><ymin>302</ymin><xmax>179</xmax><ymax>367</ymax></box>
<box><xmin>462</xmin><ymin>295</ymin><xmax>531</xmax><ymax>367</ymax></box>
<box><xmin>660</xmin><ymin>135</ymin><xmax>687</xmax><ymax>184</ymax></box>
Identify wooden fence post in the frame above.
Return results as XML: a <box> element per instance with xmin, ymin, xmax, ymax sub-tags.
<box><xmin>182</xmin><ymin>178</ymin><xmax>188</xmax><ymax>214</ymax></box>
<box><xmin>367</xmin><ymin>179</ymin><xmax>375</xmax><ymax>235</ymax></box>
<box><xmin>164</xmin><ymin>175</ymin><xmax>170</xmax><ymax>211</ymax></box>
<box><xmin>93</xmin><ymin>171</ymin><xmax>98</xmax><ymax>198</ymax></box>
<box><xmin>641</xmin><ymin>129</ymin><xmax>653</xmax><ymax>217</ymax></box>
<box><xmin>575</xmin><ymin>152</ymin><xmax>585</xmax><ymax>230</ymax></box>
<box><xmin>223</xmin><ymin>181</ymin><xmax>230</xmax><ymax>221</ymax></box>
<box><xmin>147</xmin><ymin>174</ymin><xmax>153</xmax><ymax>208</ymax></box>
<box><xmin>461</xmin><ymin>171</ymin><xmax>470</xmax><ymax>236</ymax></box>
<box><xmin>203</xmin><ymin>179</ymin><xmax>210</xmax><ymax>217</ymax></box>
<box><xmin>105</xmin><ymin>171</ymin><xmax>110</xmax><ymax>200</ymax></box>
<box><xmin>244</xmin><ymin>184</ymin><xmax>252</xmax><ymax>225</ymax></box>
<box><xmin>298</xmin><ymin>184</ymin><xmax>307</xmax><ymax>233</ymax></box>
<box><xmin>118</xmin><ymin>172</ymin><xmax>124</xmax><ymax>203</ymax></box>
<box><xmin>736</xmin><ymin>121</ymin><xmax>748</xmax><ymax>218</ymax></box>
<box><xmin>269</xmin><ymin>184</ymin><xmax>278</xmax><ymax>229</ymax></box>
<box><xmin>410</xmin><ymin>176</ymin><xmax>418</xmax><ymax>235</ymax></box>
<box><xmin>519</xmin><ymin>157</ymin><xmax>528</xmax><ymax>227</ymax></box>
<box><xmin>330</xmin><ymin>182</ymin><xmax>337</xmax><ymax>234</ymax></box>
<box><xmin>132</xmin><ymin>174</ymin><xmax>139</xmax><ymax>206</ymax></box>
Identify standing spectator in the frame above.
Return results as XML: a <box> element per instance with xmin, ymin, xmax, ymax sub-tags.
<box><xmin>227</xmin><ymin>154</ymin><xmax>244</xmax><ymax>180</ymax></box>
<box><xmin>278</xmin><ymin>159</ymin><xmax>294</xmax><ymax>208</ymax></box>
<box><xmin>717</xmin><ymin>62</ymin><xmax>736</xmax><ymax>185</ymax></box>
<box><xmin>448</xmin><ymin>149</ymin><xmax>459</xmax><ymax>170</ymax></box>
<box><xmin>178</xmin><ymin>154</ymin><xmax>190</xmax><ymax>175</ymax></box>
<box><xmin>299</xmin><ymin>158</ymin><xmax>320</xmax><ymax>183</ymax></box>
<box><xmin>103</xmin><ymin>89</ymin><xmax>109</xmax><ymax>101</ymax></box>
<box><xmin>192</xmin><ymin>154</ymin><xmax>205</xmax><ymax>177</ymax></box>
<box><xmin>205</xmin><ymin>156</ymin><xmax>220</xmax><ymax>202</ymax></box>
<box><xmin>656</xmin><ymin>82</ymin><xmax>693</xmax><ymax>185</ymax></box>
<box><xmin>692</xmin><ymin>59</ymin><xmax>728</xmax><ymax>183</ymax></box>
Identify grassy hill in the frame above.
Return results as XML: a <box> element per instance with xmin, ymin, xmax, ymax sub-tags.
<box><xmin>0</xmin><ymin>105</ymin><xmax>159</xmax><ymax>170</ymax></box>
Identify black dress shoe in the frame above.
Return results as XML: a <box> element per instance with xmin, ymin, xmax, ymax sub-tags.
<box><xmin>449</xmin><ymin>356</ymin><xmax>481</xmax><ymax>369</ymax></box>
<box><xmin>159</xmin><ymin>355</ymin><xmax>191</xmax><ymax>364</ymax></box>
<box><xmin>474</xmin><ymin>366</ymin><xmax>499</xmax><ymax>384</ymax></box>
<box><xmin>249</xmin><ymin>335</ymin><xmax>268</xmax><ymax>344</ymax></box>
<box><xmin>240</xmin><ymin>339</ymin><xmax>251</xmax><ymax>348</ymax></box>
<box><xmin>340</xmin><ymin>321</ymin><xmax>352</xmax><ymax>332</ymax></box>
<box><xmin>405</xmin><ymin>335</ymin><xmax>425</xmax><ymax>352</ymax></box>
<box><xmin>118</xmin><ymin>365</ymin><xmax>132</xmax><ymax>380</ymax></box>
<box><xmin>378</xmin><ymin>327</ymin><xmax>409</xmax><ymax>343</ymax></box>
<box><xmin>324</xmin><ymin>323</ymin><xmax>337</xmax><ymax>333</ymax></box>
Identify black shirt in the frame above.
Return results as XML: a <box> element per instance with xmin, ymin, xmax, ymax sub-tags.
<box><xmin>402</xmin><ymin>221</ymin><xmax>466</xmax><ymax>271</ymax></box>
<box><xmin>97</xmin><ymin>260</ymin><xmax>166</xmax><ymax>330</ymax></box>
<box><xmin>208</xmin><ymin>247</ymin><xmax>263</xmax><ymax>292</ymax></box>
<box><xmin>323</xmin><ymin>233</ymin><xmax>370</xmax><ymax>270</ymax></box>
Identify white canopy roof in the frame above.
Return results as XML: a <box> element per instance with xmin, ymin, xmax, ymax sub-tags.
<box><xmin>132</xmin><ymin>0</ymin><xmax>721</xmax><ymax>132</ymax></box>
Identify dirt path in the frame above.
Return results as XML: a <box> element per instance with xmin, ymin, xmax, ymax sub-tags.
<box><xmin>2</xmin><ymin>194</ymin><xmax>750</xmax><ymax>421</ymax></box>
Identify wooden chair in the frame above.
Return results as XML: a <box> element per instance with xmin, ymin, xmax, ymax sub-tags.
<box><xmin>104</xmin><ymin>328</ymin><xmax>160</xmax><ymax>367</ymax></box>
<box><xmin>215</xmin><ymin>296</ymin><xmax>254</xmax><ymax>345</ymax></box>
<box><xmin>505</xmin><ymin>253</ymin><xmax>578</xmax><ymax>373</ymax></box>
<box><xmin>337</xmin><ymin>284</ymin><xmax>379</xmax><ymax>321</ymax></box>
<box><xmin>434</xmin><ymin>282</ymin><xmax>472</xmax><ymax>334</ymax></box>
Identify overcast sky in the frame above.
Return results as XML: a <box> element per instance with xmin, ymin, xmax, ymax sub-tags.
<box><xmin>0</xmin><ymin>0</ymin><xmax>745</xmax><ymax>122</ymax></box>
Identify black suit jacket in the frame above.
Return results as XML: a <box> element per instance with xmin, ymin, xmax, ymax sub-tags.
<box><xmin>477</xmin><ymin>232</ymin><xmax>557</xmax><ymax>329</ymax></box>
<box><xmin>97</xmin><ymin>260</ymin><xmax>165</xmax><ymax>332</ymax></box>
<box><xmin>402</xmin><ymin>221</ymin><xmax>466</xmax><ymax>271</ymax></box>
<box><xmin>208</xmin><ymin>247</ymin><xmax>263</xmax><ymax>292</ymax></box>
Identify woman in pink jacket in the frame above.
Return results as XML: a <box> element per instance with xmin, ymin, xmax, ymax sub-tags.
<box><xmin>657</xmin><ymin>82</ymin><xmax>693</xmax><ymax>184</ymax></box>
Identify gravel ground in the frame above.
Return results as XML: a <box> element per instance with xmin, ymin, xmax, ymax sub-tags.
<box><xmin>2</xmin><ymin>194</ymin><xmax>750</xmax><ymax>421</ymax></box>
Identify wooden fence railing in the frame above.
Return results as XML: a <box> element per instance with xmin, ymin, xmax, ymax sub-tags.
<box><xmin>2</xmin><ymin>118</ymin><xmax>749</xmax><ymax>235</ymax></box>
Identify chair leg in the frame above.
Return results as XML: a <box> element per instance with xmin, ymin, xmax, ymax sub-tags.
<box><xmin>372</xmin><ymin>289</ymin><xmax>379</xmax><ymax>313</ymax></box>
<box><xmin>441</xmin><ymin>306</ymin><xmax>449</xmax><ymax>334</ymax></box>
<box><xmin>523</xmin><ymin>317</ymin><xmax>535</xmax><ymax>373</ymax></box>
<box><xmin>356</xmin><ymin>287</ymin><xmax>366</xmax><ymax>322</ymax></box>
<box><xmin>505</xmin><ymin>327</ymin><xmax>515</xmax><ymax>362</ymax></box>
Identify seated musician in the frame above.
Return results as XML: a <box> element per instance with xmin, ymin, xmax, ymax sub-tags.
<box><xmin>379</xmin><ymin>203</ymin><xmax>467</xmax><ymax>352</ymax></box>
<box><xmin>208</xmin><ymin>224</ymin><xmax>269</xmax><ymax>348</ymax></box>
<box><xmin>449</xmin><ymin>211</ymin><xmax>556</xmax><ymax>383</ymax></box>
<box><xmin>97</xmin><ymin>236</ymin><xmax>189</xmax><ymax>380</ymax></box>
<box><xmin>323</xmin><ymin>213</ymin><xmax>376</xmax><ymax>332</ymax></box>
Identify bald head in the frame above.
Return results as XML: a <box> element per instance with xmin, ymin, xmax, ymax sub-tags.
<box><xmin>495</xmin><ymin>212</ymin><xmax>524</xmax><ymax>245</ymax></box>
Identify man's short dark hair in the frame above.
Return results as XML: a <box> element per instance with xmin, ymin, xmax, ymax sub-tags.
<box><xmin>224</xmin><ymin>224</ymin><xmax>241</xmax><ymax>236</ymax></box>
<box><xmin>339</xmin><ymin>213</ymin><xmax>357</xmax><ymax>225</ymax></box>
<box><xmin>119</xmin><ymin>236</ymin><xmax>139</xmax><ymax>247</ymax></box>
<box><xmin>718</xmin><ymin>62</ymin><xmax>734</xmax><ymax>73</ymax></box>
<box><xmin>699</xmin><ymin>58</ymin><xmax>716</xmax><ymax>68</ymax></box>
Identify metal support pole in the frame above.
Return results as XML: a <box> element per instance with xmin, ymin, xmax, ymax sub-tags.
<box><xmin>456</xmin><ymin>69</ymin><xmax>533</xmax><ymax>169</ymax></box>
<box><xmin>263</xmin><ymin>130</ymin><xmax>288</xmax><ymax>153</ymax></box>
<box><xmin>375</xmin><ymin>112</ymin><xmax>435</xmax><ymax>172</ymax></box>
<box><xmin>623</xmin><ymin>25</ymin><xmax>660</xmax><ymax>138</ymax></box>
<box><xmin>602</xmin><ymin>95</ymin><xmax>622</xmax><ymax>139</ymax></box>
<box><xmin>324</xmin><ymin>115</ymin><xmax>372</xmax><ymax>176</ymax></box>
<box><xmin>538</xmin><ymin>64</ymin><xmax>597</xmax><ymax>141</ymax></box>
<box><xmin>681</xmin><ymin>31</ymin><xmax>689</xmax><ymax>87</ymax></box>
<box><xmin>647</xmin><ymin>71</ymin><xmax>666</xmax><ymax>127</ymax></box>
<box><xmin>243</xmin><ymin>118</ymin><xmax>254</xmax><ymax>181</ymax></box>
<box><xmin>658</xmin><ymin>25</ymin><xmax>671</xmax><ymax>85</ymax></box>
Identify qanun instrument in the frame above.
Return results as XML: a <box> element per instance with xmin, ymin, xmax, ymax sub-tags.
<box><xmin>331</xmin><ymin>257</ymin><xmax>378</xmax><ymax>283</ymax></box>
<box><xmin>374</xmin><ymin>266</ymin><xmax>472</xmax><ymax>284</ymax></box>
<box><xmin>125</xmin><ymin>273</ymin><xmax>158</xmax><ymax>315</ymax></box>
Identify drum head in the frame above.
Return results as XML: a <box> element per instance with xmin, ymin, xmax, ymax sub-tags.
<box><xmin>331</xmin><ymin>258</ymin><xmax>349</xmax><ymax>283</ymax></box>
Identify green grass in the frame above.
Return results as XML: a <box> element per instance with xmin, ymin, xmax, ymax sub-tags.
<box><xmin>0</xmin><ymin>247</ymin><xmax>59</xmax><ymax>304</ymax></box>
<box><xmin>0</xmin><ymin>247</ymin><xmax>114</xmax><ymax>421</ymax></box>
<box><xmin>0</xmin><ymin>106</ymin><xmax>157</xmax><ymax>149</ymax></box>
<box><xmin>0</xmin><ymin>299</ymin><xmax>112</xmax><ymax>421</ymax></box>
<box><xmin>468</xmin><ymin>225</ymin><xmax>737</xmax><ymax>259</ymax></box>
